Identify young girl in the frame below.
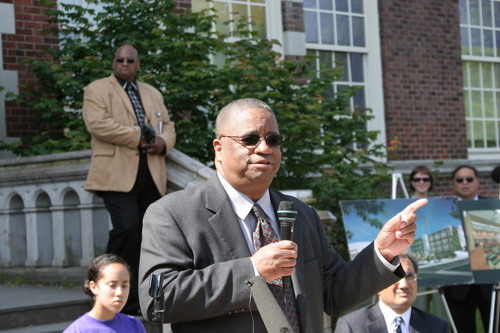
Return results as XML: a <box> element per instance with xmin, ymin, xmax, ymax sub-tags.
<box><xmin>64</xmin><ymin>253</ymin><xmax>146</xmax><ymax>332</ymax></box>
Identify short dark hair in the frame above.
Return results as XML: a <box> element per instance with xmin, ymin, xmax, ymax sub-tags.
<box><xmin>400</xmin><ymin>252</ymin><xmax>419</xmax><ymax>274</ymax></box>
<box><xmin>83</xmin><ymin>253</ymin><xmax>131</xmax><ymax>300</ymax></box>
<box><xmin>409</xmin><ymin>165</ymin><xmax>434</xmax><ymax>192</ymax></box>
<box><xmin>451</xmin><ymin>165</ymin><xmax>478</xmax><ymax>180</ymax></box>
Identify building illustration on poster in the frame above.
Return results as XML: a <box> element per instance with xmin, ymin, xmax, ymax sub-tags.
<box><xmin>340</xmin><ymin>197</ymin><xmax>474</xmax><ymax>289</ymax></box>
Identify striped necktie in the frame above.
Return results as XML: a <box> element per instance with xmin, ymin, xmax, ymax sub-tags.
<box><xmin>393</xmin><ymin>316</ymin><xmax>403</xmax><ymax>333</ymax></box>
<box><xmin>251</xmin><ymin>203</ymin><xmax>300</xmax><ymax>333</ymax></box>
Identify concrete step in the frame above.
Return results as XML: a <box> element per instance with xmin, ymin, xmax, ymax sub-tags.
<box><xmin>0</xmin><ymin>284</ymin><xmax>91</xmax><ymax>332</ymax></box>
<box><xmin>0</xmin><ymin>284</ymin><xmax>172</xmax><ymax>333</ymax></box>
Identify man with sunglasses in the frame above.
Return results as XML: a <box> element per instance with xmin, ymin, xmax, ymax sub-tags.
<box><xmin>334</xmin><ymin>253</ymin><xmax>451</xmax><ymax>333</ymax></box>
<box><xmin>139</xmin><ymin>98</ymin><xmax>428</xmax><ymax>332</ymax></box>
<box><xmin>82</xmin><ymin>44</ymin><xmax>176</xmax><ymax>315</ymax></box>
<box><xmin>441</xmin><ymin>165</ymin><xmax>493</xmax><ymax>333</ymax></box>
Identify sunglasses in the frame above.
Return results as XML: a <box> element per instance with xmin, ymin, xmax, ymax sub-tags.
<box><xmin>412</xmin><ymin>177</ymin><xmax>431</xmax><ymax>183</ymax></box>
<box><xmin>455</xmin><ymin>177</ymin><xmax>475</xmax><ymax>183</ymax></box>
<box><xmin>220</xmin><ymin>134</ymin><xmax>284</xmax><ymax>147</ymax></box>
<box><xmin>115</xmin><ymin>58</ymin><xmax>136</xmax><ymax>64</ymax></box>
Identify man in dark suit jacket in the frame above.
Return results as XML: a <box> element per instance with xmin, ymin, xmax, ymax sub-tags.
<box><xmin>441</xmin><ymin>165</ymin><xmax>493</xmax><ymax>333</ymax></box>
<box><xmin>138</xmin><ymin>98</ymin><xmax>427</xmax><ymax>332</ymax></box>
<box><xmin>334</xmin><ymin>253</ymin><xmax>451</xmax><ymax>333</ymax></box>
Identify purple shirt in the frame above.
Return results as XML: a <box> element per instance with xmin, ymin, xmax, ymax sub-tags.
<box><xmin>63</xmin><ymin>312</ymin><xmax>146</xmax><ymax>333</ymax></box>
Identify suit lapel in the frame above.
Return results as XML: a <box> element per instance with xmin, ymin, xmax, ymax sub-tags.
<box><xmin>409</xmin><ymin>307</ymin><xmax>426</xmax><ymax>333</ymax></box>
<box><xmin>205</xmin><ymin>176</ymin><xmax>252</xmax><ymax>259</ymax></box>
<box><xmin>108</xmin><ymin>74</ymin><xmax>137</xmax><ymax>119</ymax></box>
<box><xmin>367</xmin><ymin>304</ymin><xmax>390</xmax><ymax>333</ymax></box>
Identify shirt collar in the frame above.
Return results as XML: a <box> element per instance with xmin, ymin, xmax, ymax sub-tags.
<box><xmin>378</xmin><ymin>301</ymin><xmax>411</xmax><ymax>332</ymax></box>
<box><xmin>217</xmin><ymin>172</ymin><xmax>274</xmax><ymax>222</ymax></box>
<box><xmin>114</xmin><ymin>74</ymin><xmax>137</xmax><ymax>91</ymax></box>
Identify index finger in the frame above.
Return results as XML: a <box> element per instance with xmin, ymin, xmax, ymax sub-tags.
<box><xmin>402</xmin><ymin>198</ymin><xmax>428</xmax><ymax>215</ymax></box>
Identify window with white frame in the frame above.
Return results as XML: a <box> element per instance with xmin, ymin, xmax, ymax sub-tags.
<box><xmin>192</xmin><ymin>0</ymin><xmax>267</xmax><ymax>39</ymax></box>
<box><xmin>460</xmin><ymin>0</ymin><xmax>500</xmax><ymax>154</ymax></box>
<box><xmin>303</xmin><ymin>0</ymin><xmax>386</xmax><ymax>147</ymax></box>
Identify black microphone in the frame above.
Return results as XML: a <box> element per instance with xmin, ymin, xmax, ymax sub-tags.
<box><xmin>278</xmin><ymin>201</ymin><xmax>297</xmax><ymax>241</ymax></box>
<box><xmin>492</xmin><ymin>166</ymin><xmax>500</xmax><ymax>183</ymax></box>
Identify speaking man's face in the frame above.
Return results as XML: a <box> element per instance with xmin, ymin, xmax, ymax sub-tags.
<box><xmin>213</xmin><ymin>107</ymin><xmax>282</xmax><ymax>201</ymax></box>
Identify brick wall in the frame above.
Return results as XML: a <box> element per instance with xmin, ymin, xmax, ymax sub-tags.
<box><xmin>1</xmin><ymin>0</ymin><xmax>58</xmax><ymax>138</ymax></box>
<box><xmin>379</xmin><ymin>0</ymin><xmax>467</xmax><ymax>161</ymax></box>
<box><xmin>282</xmin><ymin>1</ymin><xmax>304</xmax><ymax>32</ymax></box>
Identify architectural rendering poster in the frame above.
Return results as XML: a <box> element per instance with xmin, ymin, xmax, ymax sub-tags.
<box><xmin>457</xmin><ymin>199</ymin><xmax>500</xmax><ymax>285</ymax></box>
<box><xmin>340</xmin><ymin>197</ymin><xmax>474</xmax><ymax>289</ymax></box>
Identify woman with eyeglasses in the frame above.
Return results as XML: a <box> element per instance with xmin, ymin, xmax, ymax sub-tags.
<box><xmin>409</xmin><ymin>166</ymin><xmax>434</xmax><ymax>198</ymax></box>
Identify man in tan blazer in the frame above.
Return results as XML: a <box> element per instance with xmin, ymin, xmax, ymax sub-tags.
<box><xmin>83</xmin><ymin>44</ymin><xmax>175</xmax><ymax>315</ymax></box>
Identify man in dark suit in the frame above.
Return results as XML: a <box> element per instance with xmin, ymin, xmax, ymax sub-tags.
<box><xmin>83</xmin><ymin>44</ymin><xmax>176</xmax><ymax>314</ymax></box>
<box><xmin>334</xmin><ymin>253</ymin><xmax>451</xmax><ymax>333</ymax></box>
<box><xmin>441</xmin><ymin>165</ymin><xmax>493</xmax><ymax>333</ymax></box>
<box><xmin>138</xmin><ymin>98</ymin><xmax>427</xmax><ymax>332</ymax></box>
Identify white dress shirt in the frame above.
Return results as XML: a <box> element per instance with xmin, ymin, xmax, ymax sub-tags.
<box><xmin>379</xmin><ymin>300</ymin><xmax>412</xmax><ymax>333</ymax></box>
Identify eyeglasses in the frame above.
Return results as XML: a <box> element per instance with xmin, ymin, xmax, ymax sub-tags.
<box><xmin>219</xmin><ymin>134</ymin><xmax>284</xmax><ymax>147</ymax></box>
<box><xmin>412</xmin><ymin>177</ymin><xmax>431</xmax><ymax>183</ymax></box>
<box><xmin>455</xmin><ymin>177</ymin><xmax>475</xmax><ymax>184</ymax></box>
<box><xmin>115</xmin><ymin>58</ymin><xmax>136</xmax><ymax>64</ymax></box>
<box><xmin>404</xmin><ymin>272</ymin><xmax>417</xmax><ymax>282</ymax></box>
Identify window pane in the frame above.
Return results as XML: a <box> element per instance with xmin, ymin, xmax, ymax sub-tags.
<box><xmin>485</xmin><ymin>121</ymin><xmax>496</xmax><ymax>147</ymax></box>
<box><xmin>336</xmin><ymin>14</ymin><xmax>350</xmax><ymax>45</ymax></box>
<box><xmin>460</xmin><ymin>0</ymin><xmax>469</xmax><ymax>24</ymax></box>
<box><xmin>192</xmin><ymin>0</ymin><xmax>209</xmax><ymax>11</ymax></box>
<box><xmin>470</xmin><ymin>0</ymin><xmax>480</xmax><ymax>26</ymax></box>
<box><xmin>483</xmin><ymin>29</ymin><xmax>494</xmax><ymax>56</ymax></box>
<box><xmin>250</xmin><ymin>5</ymin><xmax>266</xmax><ymax>39</ymax></box>
<box><xmin>214</xmin><ymin>2</ymin><xmax>230</xmax><ymax>35</ymax></box>
<box><xmin>233</xmin><ymin>4</ymin><xmax>248</xmax><ymax>25</ymax></box>
<box><xmin>465</xmin><ymin>91</ymin><xmax>472</xmax><ymax>117</ymax></box>
<box><xmin>305</xmin><ymin>11</ymin><xmax>319</xmax><ymax>43</ymax></box>
<box><xmin>319</xmin><ymin>50</ymin><xmax>333</xmax><ymax>70</ymax></box>
<box><xmin>461</xmin><ymin>27</ymin><xmax>470</xmax><ymax>54</ymax></box>
<box><xmin>351</xmin><ymin>0</ymin><xmax>363</xmax><ymax>14</ymax></box>
<box><xmin>352</xmin><ymin>16</ymin><xmax>365</xmax><ymax>47</ymax></box>
<box><xmin>496</xmin><ymin>31</ymin><xmax>500</xmax><ymax>57</ymax></box>
<box><xmin>471</xmin><ymin>28</ymin><xmax>482</xmax><ymax>56</ymax></box>
<box><xmin>467</xmin><ymin>121</ymin><xmax>473</xmax><ymax>147</ymax></box>
<box><xmin>321</xmin><ymin>13</ymin><xmax>335</xmax><ymax>44</ymax></box>
<box><xmin>351</xmin><ymin>52</ymin><xmax>364</xmax><ymax>82</ymax></box>
<box><xmin>473</xmin><ymin>121</ymin><xmax>485</xmax><ymax>147</ymax></box>
<box><xmin>319</xmin><ymin>0</ymin><xmax>333</xmax><ymax>10</ymax></box>
<box><xmin>470</xmin><ymin>62</ymin><xmax>481</xmax><ymax>87</ymax></box>
<box><xmin>335</xmin><ymin>52</ymin><xmax>349</xmax><ymax>81</ymax></box>
<box><xmin>251</xmin><ymin>0</ymin><xmax>265</xmax><ymax>3</ymax></box>
<box><xmin>496</xmin><ymin>64</ymin><xmax>500</xmax><ymax>89</ymax></box>
<box><xmin>484</xmin><ymin>91</ymin><xmax>494</xmax><ymax>117</ymax></box>
<box><xmin>496</xmin><ymin>92</ymin><xmax>500</xmax><ymax>117</ymax></box>
<box><xmin>353</xmin><ymin>87</ymin><xmax>365</xmax><ymax>109</ymax></box>
<box><xmin>336</xmin><ymin>0</ymin><xmax>348</xmax><ymax>12</ymax></box>
<box><xmin>482</xmin><ymin>0</ymin><xmax>492</xmax><ymax>27</ymax></box>
<box><xmin>495</xmin><ymin>1</ymin><xmax>500</xmax><ymax>27</ymax></box>
<box><xmin>483</xmin><ymin>62</ymin><xmax>493</xmax><ymax>88</ymax></box>
<box><xmin>463</xmin><ymin>62</ymin><xmax>470</xmax><ymax>88</ymax></box>
<box><xmin>471</xmin><ymin>90</ymin><xmax>483</xmax><ymax>117</ymax></box>
<box><xmin>304</xmin><ymin>0</ymin><xmax>317</xmax><ymax>9</ymax></box>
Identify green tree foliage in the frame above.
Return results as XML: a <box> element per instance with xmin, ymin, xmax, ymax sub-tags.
<box><xmin>1</xmin><ymin>0</ymin><xmax>392</xmax><ymax>256</ymax></box>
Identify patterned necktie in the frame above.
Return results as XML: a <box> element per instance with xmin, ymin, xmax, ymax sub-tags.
<box><xmin>125</xmin><ymin>83</ymin><xmax>145</xmax><ymax>127</ymax></box>
<box><xmin>393</xmin><ymin>316</ymin><xmax>403</xmax><ymax>333</ymax></box>
<box><xmin>251</xmin><ymin>203</ymin><xmax>300</xmax><ymax>333</ymax></box>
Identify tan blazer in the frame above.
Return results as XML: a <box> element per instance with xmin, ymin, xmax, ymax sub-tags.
<box><xmin>83</xmin><ymin>74</ymin><xmax>175</xmax><ymax>196</ymax></box>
